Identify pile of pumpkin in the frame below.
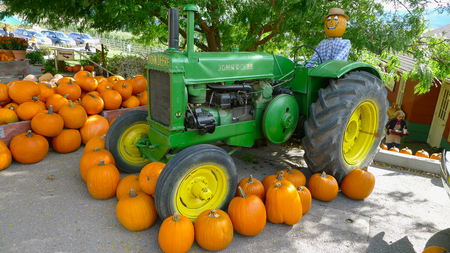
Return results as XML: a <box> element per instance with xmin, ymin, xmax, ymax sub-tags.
<box><xmin>0</xmin><ymin>53</ymin><xmax>15</xmax><ymax>61</ymax></box>
<box><xmin>64</xmin><ymin>64</ymin><xmax>92</xmax><ymax>73</ymax></box>
<box><xmin>77</xmin><ymin>135</ymin><xmax>376</xmax><ymax>253</ymax></box>
<box><xmin>380</xmin><ymin>144</ymin><xmax>441</xmax><ymax>160</ymax></box>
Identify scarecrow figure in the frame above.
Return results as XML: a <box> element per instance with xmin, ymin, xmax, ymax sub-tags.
<box><xmin>309</xmin><ymin>8</ymin><xmax>351</xmax><ymax>66</ymax></box>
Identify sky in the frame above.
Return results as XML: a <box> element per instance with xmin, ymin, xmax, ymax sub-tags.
<box><xmin>381</xmin><ymin>1</ymin><xmax>450</xmax><ymax>28</ymax></box>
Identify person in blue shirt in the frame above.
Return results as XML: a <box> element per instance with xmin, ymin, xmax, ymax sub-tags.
<box><xmin>308</xmin><ymin>8</ymin><xmax>351</xmax><ymax>66</ymax></box>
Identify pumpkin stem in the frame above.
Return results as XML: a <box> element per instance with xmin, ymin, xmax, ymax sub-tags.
<box><xmin>32</xmin><ymin>95</ymin><xmax>39</xmax><ymax>101</ymax></box>
<box><xmin>247</xmin><ymin>175</ymin><xmax>254</xmax><ymax>184</ymax></box>
<box><xmin>297</xmin><ymin>186</ymin><xmax>305</xmax><ymax>191</ymax></box>
<box><xmin>7</xmin><ymin>105</ymin><xmax>15</xmax><ymax>111</ymax></box>
<box><xmin>237</xmin><ymin>186</ymin><xmax>247</xmax><ymax>198</ymax></box>
<box><xmin>88</xmin><ymin>93</ymin><xmax>96</xmax><ymax>98</ymax></box>
<box><xmin>122</xmin><ymin>83</ymin><xmax>127</xmax><ymax>88</ymax></box>
<box><xmin>362</xmin><ymin>166</ymin><xmax>368</xmax><ymax>172</ymax></box>
<box><xmin>46</xmin><ymin>83</ymin><xmax>52</xmax><ymax>89</ymax></box>
<box><xmin>68</xmin><ymin>100</ymin><xmax>76</xmax><ymax>108</ymax></box>
<box><xmin>274</xmin><ymin>182</ymin><xmax>282</xmax><ymax>189</ymax></box>
<box><xmin>129</xmin><ymin>188</ymin><xmax>136</xmax><ymax>197</ymax></box>
<box><xmin>208</xmin><ymin>209</ymin><xmax>220</xmax><ymax>218</ymax></box>
<box><xmin>68</xmin><ymin>79</ymin><xmax>74</xmax><ymax>85</ymax></box>
<box><xmin>48</xmin><ymin>105</ymin><xmax>54</xmax><ymax>115</ymax></box>
<box><xmin>99</xmin><ymin>160</ymin><xmax>105</xmax><ymax>166</ymax></box>
<box><xmin>26</xmin><ymin>130</ymin><xmax>33</xmax><ymax>138</ymax></box>
<box><xmin>94</xmin><ymin>147</ymin><xmax>100</xmax><ymax>152</ymax></box>
<box><xmin>173</xmin><ymin>211</ymin><xmax>181</xmax><ymax>222</ymax></box>
<box><xmin>320</xmin><ymin>171</ymin><xmax>327</xmax><ymax>178</ymax></box>
<box><xmin>276</xmin><ymin>171</ymin><xmax>284</xmax><ymax>181</ymax></box>
<box><xmin>287</xmin><ymin>167</ymin><xmax>293</xmax><ymax>174</ymax></box>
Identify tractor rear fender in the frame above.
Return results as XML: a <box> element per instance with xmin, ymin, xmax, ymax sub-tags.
<box><xmin>308</xmin><ymin>60</ymin><xmax>382</xmax><ymax>80</ymax></box>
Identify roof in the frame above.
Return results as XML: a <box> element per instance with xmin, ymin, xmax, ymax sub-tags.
<box><xmin>424</xmin><ymin>24</ymin><xmax>450</xmax><ymax>40</ymax></box>
<box><xmin>393</xmin><ymin>54</ymin><xmax>450</xmax><ymax>84</ymax></box>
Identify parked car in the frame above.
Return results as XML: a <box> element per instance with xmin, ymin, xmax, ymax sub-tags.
<box><xmin>13</xmin><ymin>28</ymin><xmax>52</xmax><ymax>46</ymax></box>
<box><xmin>41</xmin><ymin>30</ymin><xmax>76</xmax><ymax>46</ymax></box>
<box><xmin>440</xmin><ymin>150</ymin><xmax>450</xmax><ymax>198</ymax></box>
<box><xmin>0</xmin><ymin>30</ymin><xmax>14</xmax><ymax>37</ymax></box>
<box><xmin>68</xmin><ymin>32</ymin><xmax>100</xmax><ymax>46</ymax></box>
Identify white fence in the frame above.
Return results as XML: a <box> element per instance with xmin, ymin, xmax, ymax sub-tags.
<box><xmin>99</xmin><ymin>38</ymin><xmax>164</xmax><ymax>56</ymax></box>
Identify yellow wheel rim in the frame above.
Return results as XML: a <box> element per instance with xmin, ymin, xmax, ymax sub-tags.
<box><xmin>118</xmin><ymin>123</ymin><xmax>149</xmax><ymax>164</ymax></box>
<box><xmin>343</xmin><ymin>101</ymin><xmax>378</xmax><ymax>164</ymax></box>
<box><xmin>176</xmin><ymin>164</ymin><xmax>227</xmax><ymax>221</ymax></box>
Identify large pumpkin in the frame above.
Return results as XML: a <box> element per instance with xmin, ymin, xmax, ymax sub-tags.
<box><xmin>116</xmin><ymin>175</ymin><xmax>141</xmax><ymax>200</ymax></box>
<box><xmin>228</xmin><ymin>186</ymin><xmax>266</xmax><ymax>236</ymax></box>
<box><xmin>10</xmin><ymin>130</ymin><xmax>49</xmax><ymax>164</ymax></box>
<box><xmin>8</xmin><ymin>80</ymin><xmax>40</xmax><ymax>104</ymax></box>
<box><xmin>276</xmin><ymin>167</ymin><xmax>306</xmax><ymax>188</ymax></box>
<box><xmin>31</xmin><ymin>105</ymin><xmax>64</xmax><ymax>137</ymax></box>
<box><xmin>52</xmin><ymin>129</ymin><xmax>81</xmax><ymax>154</ymax></box>
<box><xmin>79</xmin><ymin>115</ymin><xmax>109</xmax><ymax>144</ymax></box>
<box><xmin>86</xmin><ymin>160</ymin><xmax>121</xmax><ymax>199</ymax></box>
<box><xmin>159</xmin><ymin>212</ymin><xmax>195</xmax><ymax>253</ymax></box>
<box><xmin>79</xmin><ymin>148</ymin><xmax>116</xmax><ymax>182</ymax></box>
<box><xmin>324</xmin><ymin>14</ymin><xmax>347</xmax><ymax>38</ymax></box>
<box><xmin>194</xmin><ymin>209</ymin><xmax>234</xmax><ymax>251</ymax></box>
<box><xmin>58</xmin><ymin>100</ymin><xmax>88</xmax><ymax>129</ymax></box>
<box><xmin>265</xmin><ymin>181</ymin><xmax>302</xmax><ymax>225</ymax></box>
<box><xmin>116</xmin><ymin>188</ymin><xmax>158</xmax><ymax>231</ymax></box>
<box><xmin>235</xmin><ymin>175</ymin><xmax>265</xmax><ymax>202</ymax></box>
<box><xmin>308</xmin><ymin>171</ymin><xmax>339</xmax><ymax>202</ymax></box>
<box><xmin>138</xmin><ymin>162</ymin><xmax>165</xmax><ymax>196</ymax></box>
<box><xmin>0</xmin><ymin>139</ymin><xmax>12</xmax><ymax>171</ymax></box>
<box><xmin>297</xmin><ymin>186</ymin><xmax>312</xmax><ymax>214</ymax></box>
<box><xmin>340</xmin><ymin>166</ymin><xmax>375</xmax><ymax>200</ymax></box>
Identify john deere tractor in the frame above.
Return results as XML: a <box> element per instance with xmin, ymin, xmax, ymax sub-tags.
<box><xmin>105</xmin><ymin>5</ymin><xmax>388</xmax><ymax>221</ymax></box>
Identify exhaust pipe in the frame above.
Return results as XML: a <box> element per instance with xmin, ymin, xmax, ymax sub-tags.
<box><xmin>168</xmin><ymin>8</ymin><xmax>179</xmax><ymax>50</ymax></box>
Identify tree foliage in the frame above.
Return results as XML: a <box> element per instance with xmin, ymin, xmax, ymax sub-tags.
<box><xmin>1</xmin><ymin>0</ymin><xmax>449</xmax><ymax>93</ymax></box>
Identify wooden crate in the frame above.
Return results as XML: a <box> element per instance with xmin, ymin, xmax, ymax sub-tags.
<box><xmin>0</xmin><ymin>59</ymin><xmax>30</xmax><ymax>76</ymax></box>
<box><xmin>100</xmin><ymin>105</ymin><xmax>148</xmax><ymax>122</ymax></box>
<box><xmin>0</xmin><ymin>121</ymin><xmax>31</xmax><ymax>147</ymax></box>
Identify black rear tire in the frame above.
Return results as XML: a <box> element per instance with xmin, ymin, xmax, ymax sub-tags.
<box><xmin>302</xmin><ymin>71</ymin><xmax>388</xmax><ymax>183</ymax></box>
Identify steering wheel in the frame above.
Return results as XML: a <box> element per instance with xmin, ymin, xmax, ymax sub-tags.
<box><xmin>293</xmin><ymin>45</ymin><xmax>323</xmax><ymax>67</ymax></box>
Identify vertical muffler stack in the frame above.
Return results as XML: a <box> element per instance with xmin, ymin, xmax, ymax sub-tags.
<box><xmin>168</xmin><ymin>8</ymin><xmax>179</xmax><ymax>50</ymax></box>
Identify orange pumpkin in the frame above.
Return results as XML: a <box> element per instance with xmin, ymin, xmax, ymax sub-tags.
<box><xmin>430</xmin><ymin>153</ymin><xmax>441</xmax><ymax>160</ymax></box>
<box><xmin>0</xmin><ymin>107</ymin><xmax>19</xmax><ymax>125</ymax></box>
<box><xmin>86</xmin><ymin>160</ymin><xmax>121</xmax><ymax>199</ymax></box>
<box><xmin>129</xmin><ymin>75</ymin><xmax>147</xmax><ymax>95</ymax></box>
<box><xmin>194</xmin><ymin>209</ymin><xmax>234</xmax><ymax>251</ymax></box>
<box><xmin>400</xmin><ymin>147</ymin><xmax>412</xmax><ymax>155</ymax></box>
<box><xmin>73</xmin><ymin>70</ymin><xmax>90</xmax><ymax>83</ymax></box>
<box><xmin>0</xmin><ymin>139</ymin><xmax>12</xmax><ymax>171</ymax></box>
<box><xmin>52</xmin><ymin>129</ymin><xmax>81</xmax><ymax>153</ymax></box>
<box><xmin>106</xmin><ymin>75</ymin><xmax>125</xmax><ymax>86</ymax></box>
<box><xmin>235</xmin><ymin>175</ymin><xmax>265</xmax><ymax>202</ymax></box>
<box><xmin>57</xmin><ymin>79</ymin><xmax>82</xmax><ymax>102</ymax></box>
<box><xmin>78</xmin><ymin>72</ymin><xmax>98</xmax><ymax>92</ymax></box>
<box><xmin>31</xmin><ymin>105</ymin><xmax>64</xmax><ymax>137</ymax></box>
<box><xmin>37</xmin><ymin>83</ymin><xmax>56</xmax><ymax>102</ymax></box>
<box><xmin>73</xmin><ymin>64</ymin><xmax>84</xmax><ymax>73</ymax></box>
<box><xmin>96</xmin><ymin>80</ymin><xmax>113</xmax><ymax>94</ymax></box>
<box><xmin>58</xmin><ymin>100</ymin><xmax>88</xmax><ymax>129</ymax></box>
<box><xmin>16</xmin><ymin>101</ymin><xmax>43</xmax><ymax>121</ymax></box>
<box><xmin>79</xmin><ymin>148</ymin><xmax>116</xmax><ymax>182</ymax></box>
<box><xmin>158</xmin><ymin>212</ymin><xmax>195</xmax><ymax>253</ymax></box>
<box><xmin>84</xmin><ymin>134</ymin><xmax>106</xmax><ymax>154</ymax></box>
<box><xmin>297</xmin><ymin>186</ymin><xmax>312</xmax><ymax>214</ymax></box>
<box><xmin>389</xmin><ymin>147</ymin><xmax>399</xmax><ymax>153</ymax></box>
<box><xmin>340</xmin><ymin>166</ymin><xmax>375</xmax><ymax>200</ymax></box>
<box><xmin>9</xmin><ymin>130</ymin><xmax>49</xmax><ymax>164</ymax></box>
<box><xmin>121</xmin><ymin>95</ymin><xmax>140</xmax><ymax>108</ymax></box>
<box><xmin>3</xmin><ymin>102</ymin><xmax>19</xmax><ymax>113</ymax></box>
<box><xmin>261</xmin><ymin>171</ymin><xmax>286</xmax><ymax>195</ymax></box>
<box><xmin>0</xmin><ymin>83</ymin><xmax>10</xmax><ymax>106</ymax></box>
<box><xmin>116</xmin><ymin>175</ymin><xmax>141</xmax><ymax>200</ymax></box>
<box><xmin>308</xmin><ymin>171</ymin><xmax>339</xmax><ymax>202</ymax></box>
<box><xmin>137</xmin><ymin>91</ymin><xmax>148</xmax><ymax>106</ymax></box>
<box><xmin>324</xmin><ymin>14</ymin><xmax>347</xmax><ymax>38</ymax></box>
<box><xmin>8</xmin><ymin>80</ymin><xmax>40</xmax><ymax>104</ymax></box>
<box><xmin>81</xmin><ymin>93</ymin><xmax>104</xmax><ymax>115</ymax></box>
<box><xmin>79</xmin><ymin>115</ymin><xmax>109</xmax><ymax>144</ymax></box>
<box><xmin>101</xmin><ymin>89</ymin><xmax>122</xmax><ymax>110</ymax></box>
<box><xmin>265</xmin><ymin>181</ymin><xmax>302</xmax><ymax>225</ymax></box>
<box><xmin>380</xmin><ymin>143</ymin><xmax>388</xmax><ymax>150</ymax></box>
<box><xmin>114</xmin><ymin>80</ymin><xmax>133</xmax><ymax>101</ymax></box>
<box><xmin>46</xmin><ymin>93</ymin><xmax>70</xmax><ymax>113</ymax></box>
<box><xmin>116</xmin><ymin>188</ymin><xmax>158</xmax><ymax>231</ymax></box>
<box><xmin>109</xmin><ymin>118</ymin><xmax>117</xmax><ymax>126</ymax></box>
<box><xmin>415</xmin><ymin>149</ymin><xmax>430</xmax><ymax>158</ymax></box>
<box><xmin>139</xmin><ymin>162</ymin><xmax>165</xmax><ymax>196</ymax></box>
<box><xmin>84</xmin><ymin>65</ymin><xmax>95</xmax><ymax>72</ymax></box>
<box><xmin>422</xmin><ymin>246</ymin><xmax>449</xmax><ymax>253</ymax></box>
<box><xmin>276</xmin><ymin>167</ymin><xmax>306</xmax><ymax>188</ymax></box>
<box><xmin>228</xmin><ymin>186</ymin><xmax>266</xmax><ymax>236</ymax></box>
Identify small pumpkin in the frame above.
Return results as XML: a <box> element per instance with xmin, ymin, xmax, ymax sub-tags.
<box><xmin>308</xmin><ymin>171</ymin><xmax>339</xmax><ymax>202</ymax></box>
<box><xmin>58</xmin><ymin>100</ymin><xmax>88</xmax><ymax>129</ymax></box>
<box><xmin>31</xmin><ymin>105</ymin><xmax>64</xmax><ymax>137</ymax></box>
<box><xmin>415</xmin><ymin>149</ymin><xmax>430</xmax><ymax>158</ymax></box>
<box><xmin>340</xmin><ymin>166</ymin><xmax>375</xmax><ymax>200</ymax></box>
<box><xmin>158</xmin><ymin>211</ymin><xmax>195</xmax><ymax>253</ymax></box>
<box><xmin>139</xmin><ymin>162</ymin><xmax>165</xmax><ymax>196</ymax></box>
<box><xmin>46</xmin><ymin>93</ymin><xmax>70</xmax><ymax>113</ymax></box>
<box><xmin>84</xmin><ymin>134</ymin><xmax>106</xmax><ymax>154</ymax></box>
<box><xmin>81</xmin><ymin>93</ymin><xmax>104</xmax><ymax>115</ymax></box>
<box><xmin>276</xmin><ymin>166</ymin><xmax>306</xmax><ymax>188</ymax></box>
<box><xmin>121</xmin><ymin>95</ymin><xmax>140</xmax><ymax>108</ymax></box>
<box><xmin>324</xmin><ymin>14</ymin><xmax>347</xmax><ymax>38</ymax></box>
<box><xmin>56</xmin><ymin>80</ymin><xmax>82</xmax><ymax>102</ymax></box>
<box><xmin>107</xmin><ymin>75</ymin><xmax>125</xmax><ymax>86</ymax></box>
<box><xmin>261</xmin><ymin>171</ymin><xmax>285</xmax><ymax>195</ymax></box>
<box><xmin>400</xmin><ymin>147</ymin><xmax>412</xmax><ymax>155</ymax></box>
<box><xmin>96</xmin><ymin>80</ymin><xmax>113</xmax><ymax>94</ymax></box>
<box><xmin>72</xmin><ymin>64</ymin><xmax>84</xmax><ymax>73</ymax></box>
<box><xmin>422</xmin><ymin>246</ymin><xmax>449</xmax><ymax>253</ymax></box>
<box><xmin>235</xmin><ymin>175</ymin><xmax>265</xmax><ymax>202</ymax></box>
<box><xmin>116</xmin><ymin>188</ymin><xmax>158</xmax><ymax>231</ymax></box>
<box><xmin>0</xmin><ymin>107</ymin><xmax>19</xmax><ymax>125</ymax></box>
<box><xmin>78</xmin><ymin>72</ymin><xmax>98</xmax><ymax>92</ymax></box>
<box><xmin>129</xmin><ymin>75</ymin><xmax>147</xmax><ymax>95</ymax></box>
<box><xmin>79</xmin><ymin>148</ymin><xmax>116</xmax><ymax>182</ymax></box>
<box><xmin>430</xmin><ymin>153</ymin><xmax>441</xmax><ymax>160</ymax></box>
<box><xmin>297</xmin><ymin>186</ymin><xmax>312</xmax><ymax>214</ymax></box>
<box><xmin>52</xmin><ymin>129</ymin><xmax>81</xmax><ymax>153</ymax></box>
<box><xmin>86</xmin><ymin>160</ymin><xmax>121</xmax><ymax>199</ymax></box>
<box><xmin>79</xmin><ymin>115</ymin><xmax>110</xmax><ymax>144</ymax></box>
<box><xmin>16</xmin><ymin>101</ymin><xmax>43</xmax><ymax>121</ymax></box>
<box><xmin>389</xmin><ymin>147</ymin><xmax>399</xmax><ymax>153</ymax></box>
<box><xmin>101</xmin><ymin>89</ymin><xmax>122</xmax><ymax>110</ymax></box>
<box><xmin>9</xmin><ymin>130</ymin><xmax>49</xmax><ymax>164</ymax></box>
<box><xmin>194</xmin><ymin>209</ymin><xmax>234</xmax><ymax>251</ymax></box>
<box><xmin>84</xmin><ymin>65</ymin><xmax>95</xmax><ymax>72</ymax></box>
<box><xmin>3</xmin><ymin>102</ymin><xmax>19</xmax><ymax>113</ymax></box>
<box><xmin>265</xmin><ymin>181</ymin><xmax>302</xmax><ymax>225</ymax></box>
<box><xmin>37</xmin><ymin>83</ymin><xmax>56</xmax><ymax>102</ymax></box>
<box><xmin>8</xmin><ymin>80</ymin><xmax>40</xmax><ymax>104</ymax></box>
<box><xmin>380</xmin><ymin>143</ymin><xmax>388</xmax><ymax>150</ymax></box>
<box><xmin>0</xmin><ymin>83</ymin><xmax>10</xmax><ymax>106</ymax></box>
<box><xmin>0</xmin><ymin>139</ymin><xmax>12</xmax><ymax>171</ymax></box>
<box><xmin>116</xmin><ymin>175</ymin><xmax>141</xmax><ymax>200</ymax></box>
<box><xmin>137</xmin><ymin>91</ymin><xmax>148</xmax><ymax>106</ymax></box>
<box><xmin>228</xmin><ymin>186</ymin><xmax>266</xmax><ymax>236</ymax></box>
<box><xmin>114</xmin><ymin>80</ymin><xmax>133</xmax><ymax>101</ymax></box>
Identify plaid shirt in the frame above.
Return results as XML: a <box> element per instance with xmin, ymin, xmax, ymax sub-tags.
<box><xmin>308</xmin><ymin>37</ymin><xmax>351</xmax><ymax>66</ymax></box>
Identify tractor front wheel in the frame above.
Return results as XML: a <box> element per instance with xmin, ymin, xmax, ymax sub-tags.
<box><xmin>154</xmin><ymin>144</ymin><xmax>238</xmax><ymax>222</ymax></box>
<box><xmin>302</xmin><ymin>71</ymin><xmax>388</xmax><ymax>183</ymax></box>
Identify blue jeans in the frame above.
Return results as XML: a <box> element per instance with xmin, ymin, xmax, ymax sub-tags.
<box><xmin>387</xmin><ymin>142</ymin><xmax>400</xmax><ymax>150</ymax></box>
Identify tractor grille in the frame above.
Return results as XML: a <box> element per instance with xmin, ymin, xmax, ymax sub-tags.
<box><xmin>149</xmin><ymin>70</ymin><xmax>171</xmax><ymax>126</ymax></box>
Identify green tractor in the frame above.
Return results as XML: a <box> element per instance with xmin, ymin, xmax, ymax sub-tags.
<box><xmin>105</xmin><ymin>5</ymin><xmax>388</xmax><ymax>221</ymax></box>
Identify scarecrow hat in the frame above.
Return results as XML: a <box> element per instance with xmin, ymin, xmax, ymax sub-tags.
<box><xmin>324</xmin><ymin>8</ymin><xmax>349</xmax><ymax>21</ymax></box>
